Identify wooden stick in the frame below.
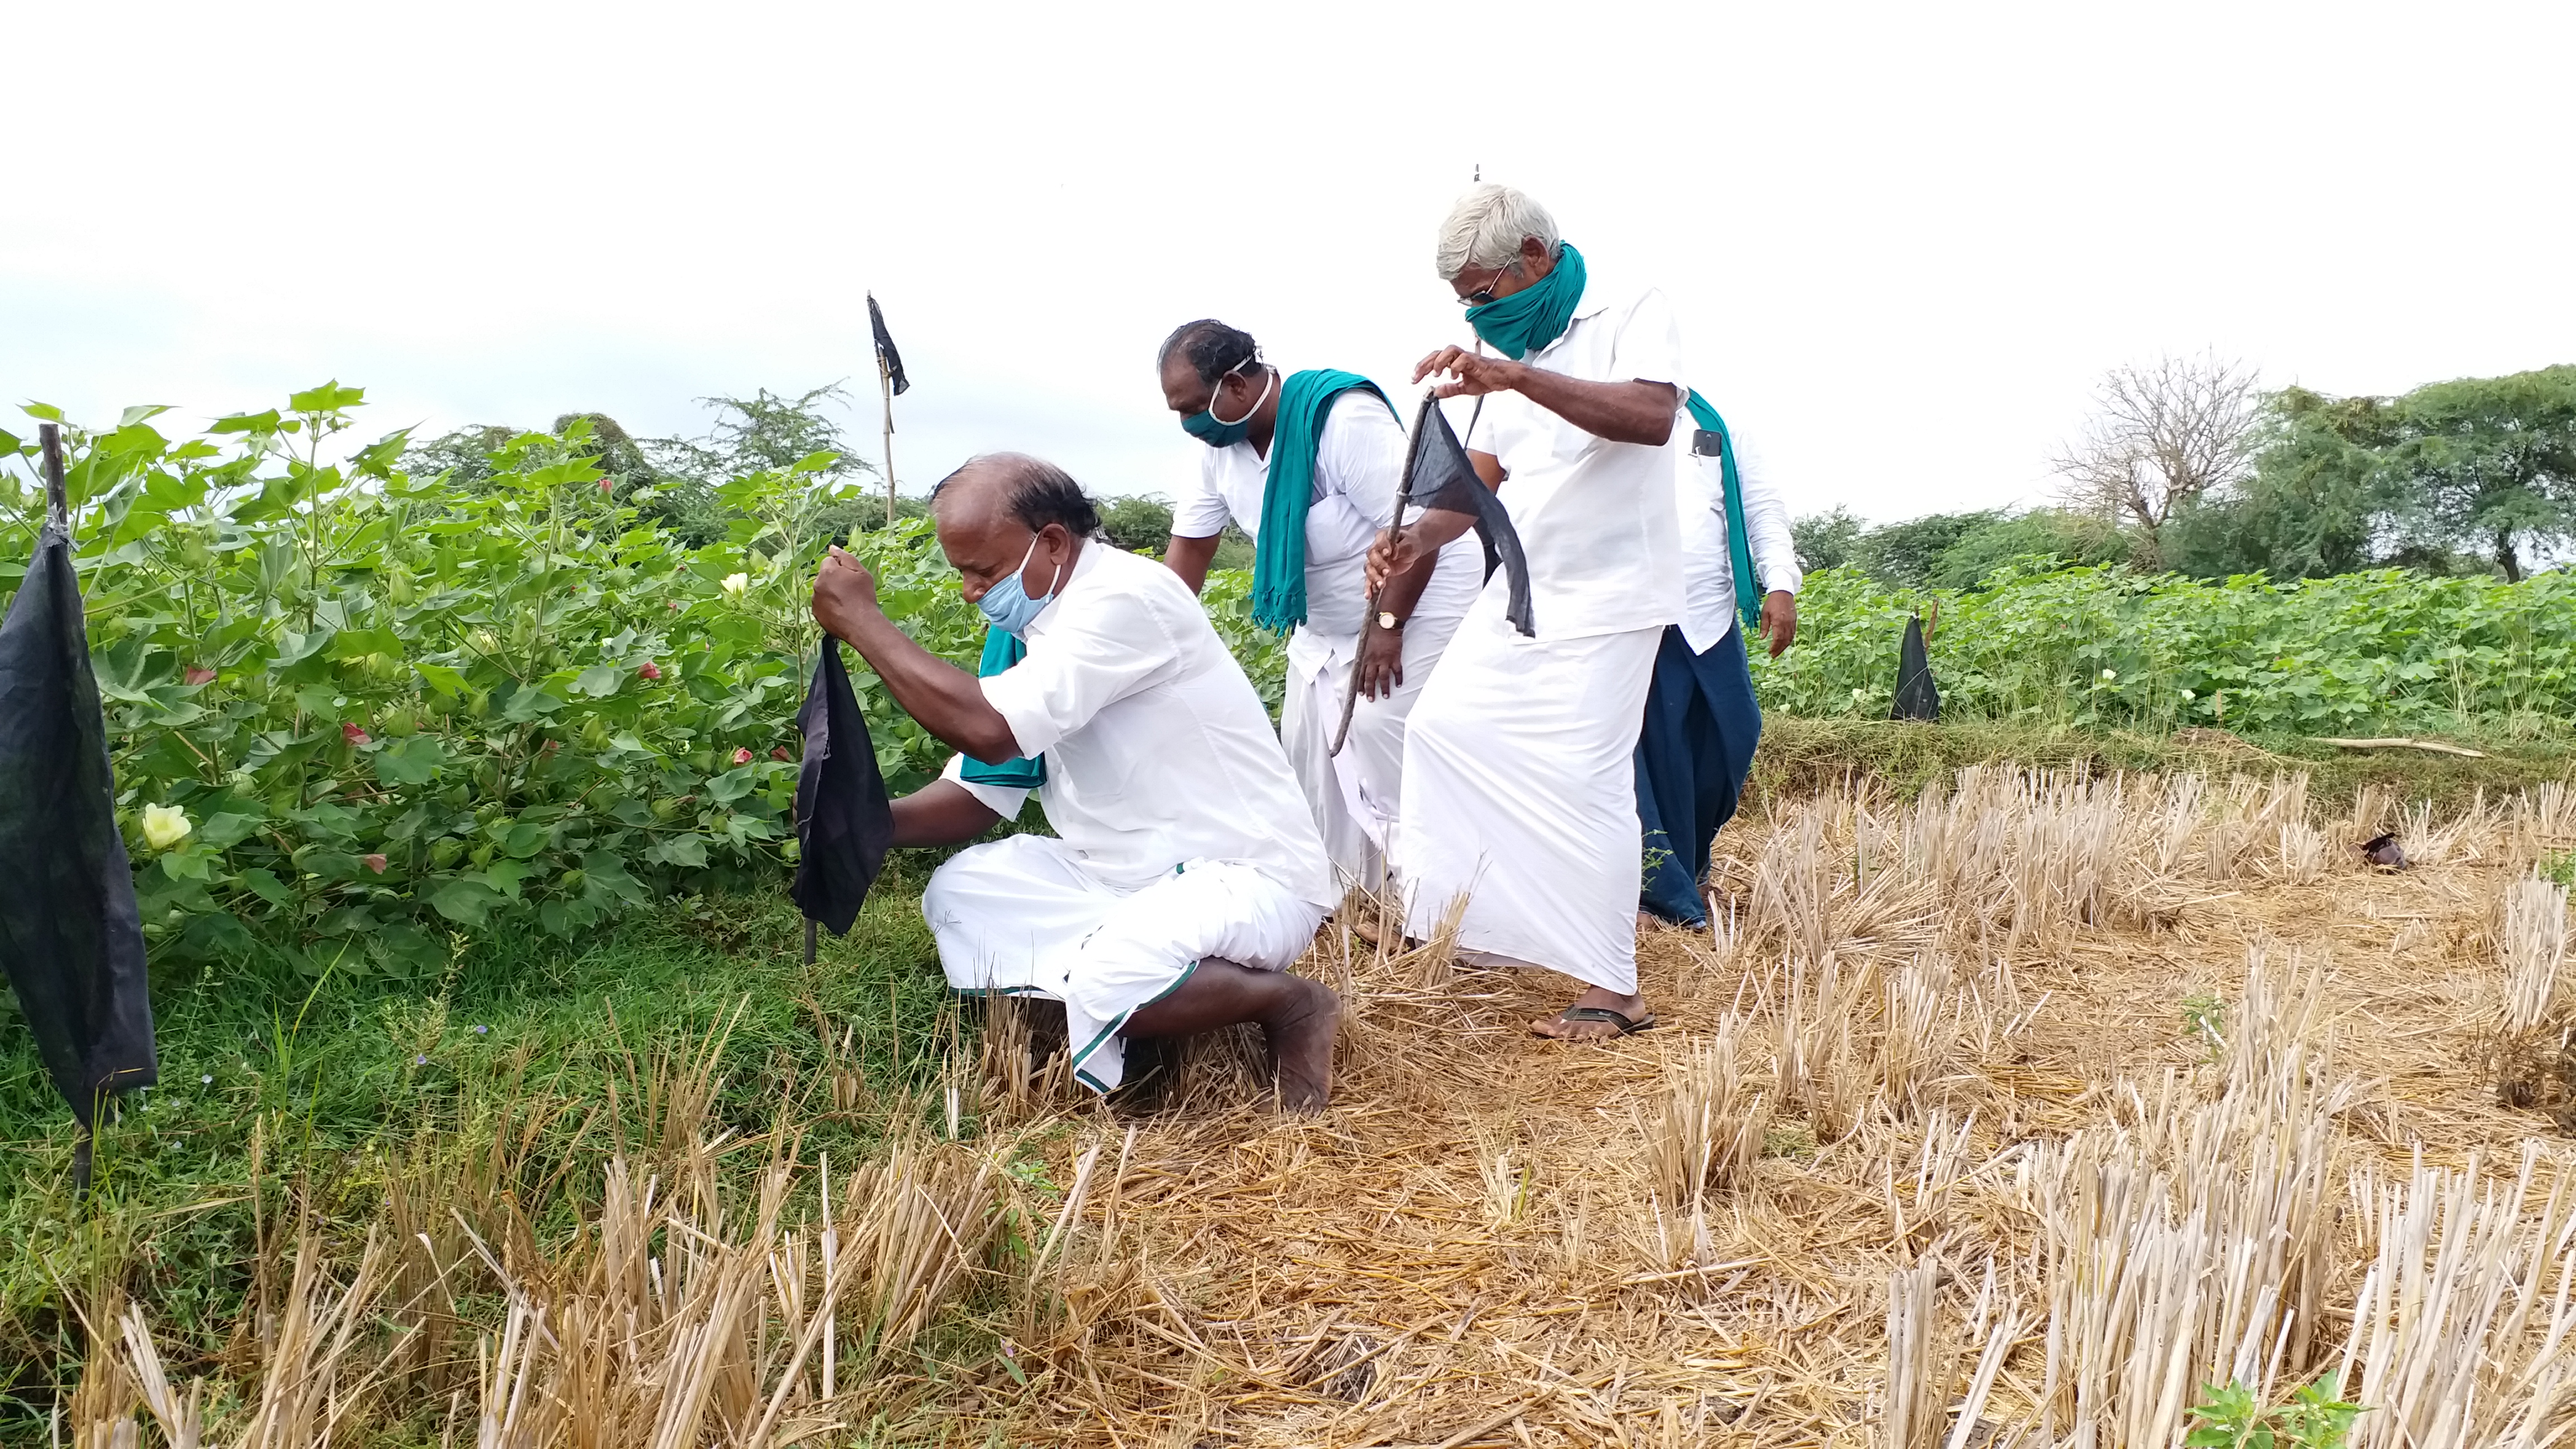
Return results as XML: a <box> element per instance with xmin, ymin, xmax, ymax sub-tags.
<box><xmin>39</xmin><ymin>423</ymin><xmax>67</xmax><ymax>532</ymax></box>
<box><xmin>878</xmin><ymin>356</ymin><xmax>898</xmax><ymax>531</ymax></box>
<box><xmin>2317</xmin><ymin>736</ymin><xmax>2488</xmax><ymax>759</ymax></box>
<box><xmin>1330</xmin><ymin>501</ymin><xmax>1408</xmax><ymax>759</ymax></box>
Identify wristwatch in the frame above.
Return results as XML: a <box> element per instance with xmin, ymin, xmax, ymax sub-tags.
<box><xmin>1377</xmin><ymin>611</ymin><xmax>1404</xmax><ymax>631</ymax></box>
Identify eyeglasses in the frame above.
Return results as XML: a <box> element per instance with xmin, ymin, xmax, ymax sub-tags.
<box><xmin>1459</xmin><ymin>264</ymin><xmax>1517</xmax><ymax>307</ymax></box>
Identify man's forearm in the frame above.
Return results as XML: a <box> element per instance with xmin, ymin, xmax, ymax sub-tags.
<box><xmin>891</xmin><ymin>779</ymin><xmax>1004</xmax><ymax>847</ymax></box>
<box><xmin>1377</xmin><ymin>540</ymin><xmax>1439</xmax><ymax>619</ymax></box>
<box><xmin>1509</xmin><ymin>367</ymin><xmax>1677</xmax><ymax>447</ymax></box>
<box><xmin>832</xmin><ymin>610</ymin><xmax>1021</xmax><ymax>763</ymax></box>
<box><xmin>1393</xmin><ymin>506</ymin><xmax>1478</xmax><ymax>557</ymax></box>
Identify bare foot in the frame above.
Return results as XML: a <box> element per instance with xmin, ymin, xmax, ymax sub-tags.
<box><xmin>1261</xmin><ymin>976</ymin><xmax>1343</xmax><ymax>1112</ymax></box>
<box><xmin>1636</xmin><ymin>911</ymin><xmax>1659</xmax><ymax>935</ymax></box>
<box><xmin>1346</xmin><ymin>915</ymin><xmax>1386</xmax><ymax>946</ymax></box>
<box><xmin>1531</xmin><ymin>985</ymin><xmax>1654</xmax><ymax>1043</ymax></box>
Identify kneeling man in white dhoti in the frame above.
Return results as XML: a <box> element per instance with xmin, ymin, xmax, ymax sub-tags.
<box><xmin>1369</xmin><ymin>184</ymin><xmax>1693</xmax><ymax>1043</ymax></box>
<box><xmin>809</xmin><ymin>453</ymin><xmax>1343</xmax><ymax>1107</ymax></box>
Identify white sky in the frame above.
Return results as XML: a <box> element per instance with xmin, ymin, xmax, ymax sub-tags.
<box><xmin>7</xmin><ymin>1</ymin><xmax>2571</xmax><ymax>526</ymax></box>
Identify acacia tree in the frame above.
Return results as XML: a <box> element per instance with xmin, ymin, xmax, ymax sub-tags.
<box><xmin>2384</xmin><ymin>366</ymin><xmax>2576</xmax><ymax>581</ymax></box>
<box><xmin>2053</xmin><ymin>353</ymin><xmax>2264</xmax><ymax>568</ymax></box>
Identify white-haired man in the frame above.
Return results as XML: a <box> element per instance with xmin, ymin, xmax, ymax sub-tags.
<box><xmin>1367</xmin><ymin>184</ymin><xmax>1690</xmax><ymax>1041</ymax></box>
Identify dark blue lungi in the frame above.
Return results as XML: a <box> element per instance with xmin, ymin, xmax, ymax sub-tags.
<box><xmin>1634</xmin><ymin>623</ymin><xmax>1761</xmax><ymax>928</ymax></box>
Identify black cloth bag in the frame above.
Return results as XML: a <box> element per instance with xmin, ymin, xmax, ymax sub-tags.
<box><xmin>0</xmin><ymin>517</ymin><xmax>158</xmax><ymax>1162</ymax></box>
<box><xmin>789</xmin><ymin>640</ymin><xmax>894</xmax><ymax>936</ymax></box>
<box><xmin>1892</xmin><ymin>614</ymin><xmax>1941</xmax><ymax>721</ymax></box>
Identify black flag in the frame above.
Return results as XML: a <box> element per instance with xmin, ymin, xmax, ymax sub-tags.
<box><xmin>1892</xmin><ymin>614</ymin><xmax>1940</xmax><ymax>722</ymax></box>
<box><xmin>790</xmin><ymin>640</ymin><xmax>895</xmax><ymax>937</ymax></box>
<box><xmin>0</xmin><ymin>435</ymin><xmax>157</xmax><ymax>1178</ymax></box>
<box><xmin>1403</xmin><ymin>393</ymin><xmax>1535</xmax><ymax>636</ymax></box>
<box><xmin>868</xmin><ymin>293</ymin><xmax>910</xmax><ymax>397</ymax></box>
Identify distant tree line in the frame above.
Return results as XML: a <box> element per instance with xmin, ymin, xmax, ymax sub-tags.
<box><xmin>1805</xmin><ymin>359</ymin><xmax>2575</xmax><ymax>589</ymax></box>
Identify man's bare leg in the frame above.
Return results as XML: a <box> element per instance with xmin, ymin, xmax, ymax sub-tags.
<box><xmin>1530</xmin><ymin>983</ymin><xmax>1654</xmax><ymax>1043</ymax></box>
<box><xmin>1122</xmin><ymin>960</ymin><xmax>1341</xmax><ymax>1111</ymax></box>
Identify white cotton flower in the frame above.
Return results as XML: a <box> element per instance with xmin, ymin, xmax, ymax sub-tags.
<box><xmin>2181</xmin><ymin>688</ymin><xmax>2196</xmax><ymax>701</ymax></box>
<box><xmin>141</xmin><ymin>804</ymin><xmax>193</xmax><ymax>851</ymax></box>
<box><xmin>1851</xmin><ymin>686</ymin><xmax>1868</xmax><ymax>700</ymax></box>
<box><xmin>2100</xmin><ymin>669</ymin><xmax>2118</xmax><ymax>683</ymax></box>
<box><xmin>720</xmin><ymin>572</ymin><xmax>750</xmax><ymax>596</ymax></box>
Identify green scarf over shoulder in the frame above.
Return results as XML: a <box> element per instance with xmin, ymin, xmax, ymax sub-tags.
<box><xmin>1683</xmin><ymin>391</ymin><xmax>1763</xmax><ymax>630</ymax></box>
<box><xmin>1249</xmin><ymin>369</ymin><xmax>1394</xmax><ymax>634</ymax></box>
<box><xmin>957</xmin><ymin>629</ymin><xmax>1043</xmax><ymax>789</ymax></box>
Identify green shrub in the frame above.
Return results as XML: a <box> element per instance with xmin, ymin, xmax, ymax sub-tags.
<box><xmin>1</xmin><ymin>386</ymin><xmax>980</xmax><ymax>977</ymax></box>
<box><xmin>1757</xmin><ymin>561</ymin><xmax>2576</xmax><ymax>738</ymax></box>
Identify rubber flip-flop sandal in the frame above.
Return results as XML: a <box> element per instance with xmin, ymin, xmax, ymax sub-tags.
<box><xmin>1538</xmin><ymin>1006</ymin><xmax>1656</xmax><ymax>1039</ymax></box>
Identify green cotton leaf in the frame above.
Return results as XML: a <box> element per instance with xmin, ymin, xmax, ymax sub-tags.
<box><xmin>119</xmin><ymin>404</ymin><xmax>176</xmax><ymax>429</ymax></box>
<box><xmin>0</xmin><ymin>429</ymin><xmax>20</xmax><ymax>454</ymax></box>
<box><xmin>648</xmin><ymin>834</ymin><xmax>708</xmax><ymax>868</ymax></box>
<box><xmin>481</xmin><ymin>860</ymin><xmax>532</xmax><ymax>898</ymax></box>
<box><xmin>196</xmin><ymin>811</ymin><xmax>267</xmax><ymax>850</ymax></box>
<box><xmin>414</xmin><ymin>662</ymin><xmax>467</xmax><ymax>697</ymax></box>
<box><xmin>288</xmin><ymin>380</ymin><xmax>364</xmax><ymax>414</ymax></box>
<box><xmin>236</xmin><ymin>869</ymin><xmax>293</xmax><ymax>907</ymax></box>
<box><xmin>574</xmin><ymin>663</ymin><xmax>626</xmax><ymax>699</ymax></box>
<box><xmin>209</xmin><ymin>409</ymin><xmax>282</xmax><ymax>435</ymax></box>
<box><xmin>581</xmin><ymin>850</ymin><xmax>648</xmax><ymax>903</ymax></box>
<box><xmin>427</xmin><ymin>877</ymin><xmax>503</xmax><ymax>926</ymax></box>
<box><xmin>21</xmin><ymin>402</ymin><xmax>64</xmax><ymax>423</ymax></box>
<box><xmin>500</xmin><ymin>822</ymin><xmax>549</xmax><ymax>859</ymax></box>
<box><xmin>705</xmin><ymin>764</ymin><xmax>759</xmax><ymax>804</ymax></box>
<box><xmin>328</xmin><ymin>628</ymin><xmax>402</xmax><ymax>661</ymax></box>
<box><xmin>159</xmin><ymin>842</ymin><xmax>217</xmax><ymax>881</ymax></box>
<box><xmin>790</xmin><ymin>449</ymin><xmax>839</xmax><ymax>475</ymax></box>
<box><xmin>498</xmin><ymin>684</ymin><xmax>567</xmax><ymax>723</ymax></box>
<box><xmin>373</xmin><ymin>736</ymin><xmax>447</xmax><ymax>786</ymax></box>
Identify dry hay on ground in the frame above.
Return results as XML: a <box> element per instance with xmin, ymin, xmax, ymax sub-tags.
<box><xmin>67</xmin><ymin>770</ymin><xmax>2576</xmax><ymax>1448</ymax></box>
<box><xmin>997</xmin><ymin>769</ymin><xmax>2576</xmax><ymax>1448</ymax></box>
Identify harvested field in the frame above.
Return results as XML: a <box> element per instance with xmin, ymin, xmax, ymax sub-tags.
<box><xmin>59</xmin><ymin>769</ymin><xmax>2576</xmax><ymax>1448</ymax></box>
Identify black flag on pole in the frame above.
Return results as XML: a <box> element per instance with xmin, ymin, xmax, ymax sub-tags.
<box><xmin>789</xmin><ymin>640</ymin><xmax>894</xmax><ymax>939</ymax></box>
<box><xmin>1892</xmin><ymin>614</ymin><xmax>1940</xmax><ymax>721</ymax></box>
<box><xmin>1402</xmin><ymin>393</ymin><xmax>1535</xmax><ymax>636</ymax></box>
<box><xmin>867</xmin><ymin>293</ymin><xmax>910</xmax><ymax>397</ymax></box>
<box><xmin>0</xmin><ymin>427</ymin><xmax>158</xmax><ymax>1185</ymax></box>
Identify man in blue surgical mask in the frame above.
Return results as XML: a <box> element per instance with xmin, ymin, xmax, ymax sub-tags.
<box><xmin>811</xmin><ymin>452</ymin><xmax>1342</xmax><ymax>1109</ymax></box>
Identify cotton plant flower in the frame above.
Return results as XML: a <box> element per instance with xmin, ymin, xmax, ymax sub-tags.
<box><xmin>2182</xmin><ymin>688</ymin><xmax>2197</xmax><ymax>701</ymax></box>
<box><xmin>140</xmin><ymin>804</ymin><xmax>193</xmax><ymax>851</ymax></box>
<box><xmin>2100</xmin><ymin>669</ymin><xmax>2119</xmax><ymax>683</ymax></box>
<box><xmin>720</xmin><ymin>572</ymin><xmax>750</xmax><ymax>596</ymax></box>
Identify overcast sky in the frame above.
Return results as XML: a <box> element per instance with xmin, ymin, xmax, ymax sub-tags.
<box><xmin>7</xmin><ymin>2</ymin><xmax>2571</xmax><ymax>526</ymax></box>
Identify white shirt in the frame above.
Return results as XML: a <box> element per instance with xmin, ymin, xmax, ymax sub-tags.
<box><xmin>940</xmin><ymin>543</ymin><xmax>1334</xmax><ymax>905</ymax></box>
<box><xmin>1464</xmin><ymin>278</ymin><xmax>1690</xmax><ymax>641</ymax></box>
<box><xmin>1171</xmin><ymin>383</ymin><xmax>1483</xmax><ymax>676</ymax></box>
<box><xmin>1674</xmin><ymin>423</ymin><xmax>1803</xmax><ymax>654</ymax></box>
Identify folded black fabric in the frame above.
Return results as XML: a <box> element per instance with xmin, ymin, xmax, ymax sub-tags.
<box><xmin>789</xmin><ymin>641</ymin><xmax>894</xmax><ymax>936</ymax></box>
<box><xmin>1893</xmin><ymin>614</ymin><xmax>1941</xmax><ymax>722</ymax></box>
<box><xmin>0</xmin><ymin>519</ymin><xmax>157</xmax><ymax>1137</ymax></box>
<box><xmin>1403</xmin><ymin>392</ymin><xmax>1535</xmax><ymax>637</ymax></box>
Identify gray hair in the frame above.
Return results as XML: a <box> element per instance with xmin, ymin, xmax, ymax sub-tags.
<box><xmin>1433</xmin><ymin>184</ymin><xmax>1560</xmax><ymax>281</ymax></box>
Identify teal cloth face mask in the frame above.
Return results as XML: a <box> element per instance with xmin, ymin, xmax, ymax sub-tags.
<box><xmin>1181</xmin><ymin>362</ymin><xmax>1273</xmax><ymax>448</ymax></box>
<box><xmin>1463</xmin><ymin>241</ymin><xmax>1587</xmax><ymax>360</ymax></box>
<box><xmin>976</xmin><ymin>533</ymin><xmax>1062</xmax><ymax>637</ymax></box>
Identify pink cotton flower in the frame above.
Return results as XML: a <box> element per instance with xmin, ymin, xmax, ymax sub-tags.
<box><xmin>771</xmin><ymin>747</ymin><xmax>790</xmax><ymax>761</ymax></box>
<box><xmin>732</xmin><ymin>748</ymin><xmax>753</xmax><ymax>765</ymax></box>
<box><xmin>342</xmin><ymin>722</ymin><xmax>370</xmax><ymax>745</ymax></box>
<box><xmin>184</xmin><ymin>666</ymin><xmax>216</xmax><ymax>686</ymax></box>
<box><xmin>363</xmin><ymin>853</ymin><xmax>388</xmax><ymax>874</ymax></box>
<box><xmin>638</xmin><ymin>661</ymin><xmax>664</xmax><ymax>681</ymax></box>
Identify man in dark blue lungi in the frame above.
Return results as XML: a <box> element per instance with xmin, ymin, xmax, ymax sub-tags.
<box><xmin>1635</xmin><ymin>407</ymin><xmax>1801</xmax><ymax>929</ymax></box>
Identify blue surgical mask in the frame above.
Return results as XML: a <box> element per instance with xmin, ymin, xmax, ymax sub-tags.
<box><xmin>1180</xmin><ymin>363</ymin><xmax>1273</xmax><ymax>448</ymax></box>
<box><xmin>976</xmin><ymin>532</ymin><xmax>1064</xmax><ymax>637</ymax></box>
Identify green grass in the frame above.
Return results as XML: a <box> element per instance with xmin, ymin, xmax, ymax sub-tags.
<box><xmin>0</xmin><ymin>850</ymin><xmax>968</xmax><ymax>1427</ymax></box>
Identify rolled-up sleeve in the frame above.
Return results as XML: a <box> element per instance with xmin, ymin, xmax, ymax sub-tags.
<box><xmin>1611</xmin><ymin>288</ymin><xmax>1689</xmax><ymax>404</ymax></box>
<box><xmin>940</xmin><ymin>752</ymin><xmax>1030</xmax><ymax>821</ymax></box>
<box><xmin>1169</xmin><ymin>457</ymin><xmax>1234</xmax><ymax>539</ymax></box>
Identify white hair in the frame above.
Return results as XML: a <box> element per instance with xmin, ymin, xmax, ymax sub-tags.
<box><xmin>1434</xmin><ymin>184</ymin><xmax>1560</xmax><ymax>281</ymax></box>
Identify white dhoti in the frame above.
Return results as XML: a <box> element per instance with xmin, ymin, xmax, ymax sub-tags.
<box><xmin>1394</xmin><ymin>612</ymin><xmax>1663</xmax><ymax>995</ymax></box>
<box><xmin>1276</xmin><ymin>610</ymin><xmax>1466</xmax><ymax>890</ymax></box>
<box><xmin>922</xmin><ymin>834</ymin><xmax>1329</xmax><ymax>1091</ymax></box>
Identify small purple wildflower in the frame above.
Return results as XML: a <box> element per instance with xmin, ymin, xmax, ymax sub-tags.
<box><xmin>414</xmin><ymin>1054</ymin><xmax>428</xmax><ymax>1066</ymax></box>
<box><xmin>473</xmin><ymin>1025</ymin><xmax>489</xmax><ymax>1035</ymax></box>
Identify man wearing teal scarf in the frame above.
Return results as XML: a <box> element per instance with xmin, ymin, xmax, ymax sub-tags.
<box><xmin>1157</xmin><ymin>320</ymin><xmax>1483</xmax><ymax>889</ymax></box>
<box><xmin>1366</xmin><ymin>184</ymin><xmax>1698</xmax><ymax>1044</ymax></box>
